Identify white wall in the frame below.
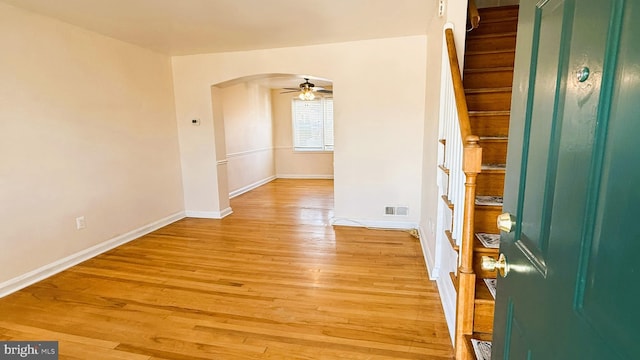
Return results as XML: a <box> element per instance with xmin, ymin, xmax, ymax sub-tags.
<box><xmin>218</xmin><ymin>83</ymin><xmax>275</xmax><ymax>197</ymax></box>
<box><xmin>172</xmin><ymin>36</ymin><xmax>427</xmax><ymax>228</ymax></box>
<box><xmin>272</xmin><ymin>90</ymin><xmax>334</xmax><ymax>179</ymax></box>
<box><xmin>0</xmin><ymin>3</ymin><xmax>184</xmax><ymax>289</ymax></box>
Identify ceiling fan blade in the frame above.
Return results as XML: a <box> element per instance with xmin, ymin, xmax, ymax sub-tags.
<box><xmin>316</xmin><ymin>89</ymin><xmax>333</xmax><ymax>94</ymax></box>
<box><xmin>282</xmin><ymin>87</ymin><xmax>300</xmax><ymax>91</ymax></box>
<box><xmin>280</xmin><ymin>90</ymin><xmax>299</xmax><ymax>94</ymax></box>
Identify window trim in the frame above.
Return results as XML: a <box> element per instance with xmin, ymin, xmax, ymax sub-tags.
<box><xmin>291</xmin><ymin>97</ymin><xmax>334</xmax><ymax>153</ymax></box>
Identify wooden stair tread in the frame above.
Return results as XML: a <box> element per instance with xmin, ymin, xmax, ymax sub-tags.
<box><xmin>475</xmin><ymin>279</ymin><xmax>495</xmax><ymax>304</ymax></box>
<box><xmin>465</xmin><ymin>48</ymin><xmax>515</xmax><ymax>56</ymax></box>
<box><xmin>465</xmin><ymin>87</ymin><xmax>512</xmax><ymax>94</ymax></box>
<box><xmin>446</xmin><ymin>230</ymin><xmax>458</xmax><ymax>251</ymax></box>
<box><xmin>442</xmin><ymin>195</ymin><xmax>454</xmax><ymax>210</ymax></box>
<box><xmin>467</xmin><ymin>31</ymin><xmax>517</xmax><ymax>40</ymax></box>
<box><xmin>477</xmin><ymin>15</ymin><xmax>518</xmax><ymax>24</ymax></box>
<box><xmin>469</xmin><ymin>110</ymin><xmax>511</xmax><ymax>116</ymax></box>
<box><xmin>468</xmin><ymin>332</ymin><xmax>493</xmax><ymax>342</ymax></box>
<box><xmin>464</xmin><ymin>66</ymin><xmax>514</xmax><ymax>74</ymax></box>
<box><xmin>479</xmin><ymin>136</ymin><xmax>508</xmax><ymax>141</ymax></box>
<box><xmin>438</xmin><ymin>164</ymin><xmax>450</xmax><ymax>175</ymax></box>
<box><xmin>481</xmin><ymin>164</ymin><xmax>506</xmax><ymax>172</ymax></box>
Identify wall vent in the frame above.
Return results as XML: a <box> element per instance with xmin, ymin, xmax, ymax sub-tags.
<box><xmin>384</xmin><ymin>206</ymin><xmax>409</xmax><ymax>216</ymax></box>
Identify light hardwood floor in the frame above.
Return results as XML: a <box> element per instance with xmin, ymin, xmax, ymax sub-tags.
<box><xmin>0</xmin><ymin>179</ymin><xmax>453</xmax><ymax>359</ymax></box>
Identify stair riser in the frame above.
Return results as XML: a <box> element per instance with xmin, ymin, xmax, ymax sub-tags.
<box><xmin>473</xmin><ymin>302</ymin><xmax>496</xmax><ymax>333</ymax></box>
<box><xmin>466</xmin><ymin>34</ymin><xmax>517</xmax><ymax>52</ymax></box>
<box><xmin>479</xmin><ymin>140</ymin><xmax>508</xmax><ymax>165</ymax></box>
<box><xmin>478</xmin><ymin>5</ymin><xmax>520</xmax><ymax>20</ymax></box>
<box><xmin>464</xmin><ymin>69</ymin><xmax>514</xmax><ymax>89</ymax></box>
<box><xmin>470</xmin><ymin>19</ymin><xmax>519</xmax><ymax>36</ymax></box>
<box><xmin>474</xmin><ymin>206</ymin><xmax>502</xmax><ymax>233</ymax></box>
<box><xmin>470</xmin><ymin>114</ymin><xmax>510</xmax><ymax>137</ymax></box>
<box><xmin>466</xmin><ymin>91</ymin><xmax>513</xmax><ymax>112</ymax></box>
<box><xmin>477</xmin><ymin>172</ymin><xmax>506</xmax><ymax>196</ymax></box>
<box><xmin>465</xmin><ymin>51</ymin><xmax>515</xmax><ymax>69</ymax></box>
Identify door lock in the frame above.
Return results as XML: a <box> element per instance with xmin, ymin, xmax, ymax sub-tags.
<box><xmin>497</xmin><ymin>212</ymin><xmax>516</xmax><ymax>233</ymax></box>
<box><xmin>482</xmin><ymin>253</ymin><xmax>510</xmax><ymax>277</ymax></box>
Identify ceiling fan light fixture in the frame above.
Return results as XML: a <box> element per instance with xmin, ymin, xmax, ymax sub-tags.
<box><xmin>299</xmin><ymin>88</ymin><xmax>315</xmax><ymax>100</ymax></box>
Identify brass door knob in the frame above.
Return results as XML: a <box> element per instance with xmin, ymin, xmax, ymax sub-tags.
<box><xmin>481</xmin><ymin>253</ymin><xmax>509</xmax><ymax>277</ymax></box>
<box><xmin>497</xmin><ymin>212</ymin><xmax>516</xmax><ymax>233</ymax></box>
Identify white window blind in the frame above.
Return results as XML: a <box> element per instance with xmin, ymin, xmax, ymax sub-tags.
<box><xmin>292</xmin><ymin>98</ymin><xmax>333</xmax><ymax>151</ymax></box>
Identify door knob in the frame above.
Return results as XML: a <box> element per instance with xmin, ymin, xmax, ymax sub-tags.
<box><xmin>482</xmin><ymin>253</ymin><xmax>509</xmax><ymax>277</ymax></box>
<box><xmin>497</xmin><ymin>212</ymin><xmax>516</xmax><ymax>233</ymax></box>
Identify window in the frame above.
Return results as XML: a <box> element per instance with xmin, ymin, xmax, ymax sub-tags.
<box><xmin>292</xmin><ymin>98</ymin><xmax>333</xmax><ymax>151</ymax></box>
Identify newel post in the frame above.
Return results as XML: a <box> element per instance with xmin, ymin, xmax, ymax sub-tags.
<box><xmin>454</xmin><ymin>136</ymin><xmax>482</xmax><ymax>360</ymax></box>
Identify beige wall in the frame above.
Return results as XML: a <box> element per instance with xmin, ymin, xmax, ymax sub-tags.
<box><xmin>217</xmin><ymin>83</ymin><xmax>275</xmax><ymax>197</ymax></box>
<box><xmin>172</xmin><ymin>36</ymin><xmax>427</xmax><ymax>227</ymax></box>
<box><xmin>272</xmin><ymin>90</ymin><xmax>334</xmax><ymax>179</ymax></box>
<box><xmin>0</xmin><ymin>3</ymin><xmax>184</xmax><ymax>286</ymax></box>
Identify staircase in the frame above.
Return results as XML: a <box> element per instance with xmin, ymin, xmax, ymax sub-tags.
<box><xmin>440</xmin><ymin>4</ymin><xmax>519</xmax><ymax>360</ymax></box>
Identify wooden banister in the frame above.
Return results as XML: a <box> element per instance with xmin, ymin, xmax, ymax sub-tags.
<box><xmin>445</xmin><ymin>26</ymin><xmax>484</xmax><ymax>360</ymax></box>
<box><xmin>468</xmin><ymin>0</ymin><xmax>481</xmax><ymax>31</ymax></box>
<box><xmin>445</xmin><ymin>28</ymin><xmax>473</xmax><ymax>144</ymax></box>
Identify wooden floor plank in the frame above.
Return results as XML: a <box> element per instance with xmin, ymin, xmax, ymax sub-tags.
<box><xmin>0</xmin><ymin>179</ymin><xmax>453</xmax><ymax>359</ymax></box>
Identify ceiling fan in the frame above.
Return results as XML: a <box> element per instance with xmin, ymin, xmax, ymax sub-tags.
<box><xmin>281</xmin><ymin>78</ymin><xmax>332</xmax><ymax>100</ymax></box>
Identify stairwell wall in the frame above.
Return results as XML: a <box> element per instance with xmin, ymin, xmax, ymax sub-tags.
<box><xmin>420</xmin><ymin>0</ymin><xmax>470</xmax><ymax>345</ymax></box>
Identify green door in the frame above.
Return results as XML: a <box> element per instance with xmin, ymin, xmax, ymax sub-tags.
<box><xmin>492</xmin><ymin>0</ymin><xmax>640</xmax><ymax>358</ymax></box>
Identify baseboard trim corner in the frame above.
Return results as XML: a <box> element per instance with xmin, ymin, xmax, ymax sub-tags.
<box><xmin>229</xmin><ymin>176</ymin><xmax>276</xmax><ymax>199</ymax></box>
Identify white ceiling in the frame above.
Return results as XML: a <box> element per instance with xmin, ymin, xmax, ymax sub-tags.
<box><xmin>2</xmin><ymin>0</ymin><xmax>435</xmax><ymax>56</ymax></box>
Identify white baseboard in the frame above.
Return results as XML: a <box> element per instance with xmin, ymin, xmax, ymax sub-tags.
<box><xmin>436</xmin><ymin>270</ymin><xmax>457</xmax><ymax>345</ymax></box>
<box><xmin>229</xmin><ymin>176</ymin><xmax>276</xmax><ymax>199</ymax></box>
<box><xmin>330</xmin><ymin>218</ymin><xmax>418</xmax><ymax>230</ymax></box>
<box><xmin>219</xmin><ymin>207</ymin><xmax>233</xmax><ymax>218</ymax></box>
<box><xmin>185</xmin><ymin>207</ymin><xmax>233</xmax><ymax>219</ymax></box>
<box><xmin>0</xmin><ymin>211</ymin><xmax>185</xmax><ymax>298</ymax></box>
<box><xmin>418</xmin><ymin>226</ymin><xmax>439</xmax><ymax>280</ymax></box>
<box><xmin>276</xmin><ymin>174</ymin><xmax>334</xmax><ymax>179</ymax></box>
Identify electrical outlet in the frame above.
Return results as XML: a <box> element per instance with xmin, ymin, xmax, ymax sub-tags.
<box><xmin>76</xmin><ymin>216</ymin><xmax>86</xmax><ymax>230</ymax></box>
<box><xmin>438</xmin><ymin>0</ymin><xmax>446</xmax><ymax>17</ymax></box>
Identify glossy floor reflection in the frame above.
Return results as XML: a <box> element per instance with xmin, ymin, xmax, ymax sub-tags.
<box><xmin>0</xmin><ymin>179</ymin><xmax>453</xmax><ymax>359</ymax></box>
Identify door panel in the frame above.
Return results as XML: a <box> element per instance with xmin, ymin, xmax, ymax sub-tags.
<box><xmin>576</xmin><ymin>4</ymin><xmax>640</xmax><ymax>356</ymax></box>
<box><xmin>493</xmin><ymin>0</ymin><xmax>638</xmax><ymax>358</ymax></box>
<box><xmin>517</xmin><ymin>0</ymin><xmax>568</xmax><ymax>263</ymax></box>
<box><xmin>503</xmin><ymin>300</ymin><xmax>534</xmax><ymax>359</ymax></box>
